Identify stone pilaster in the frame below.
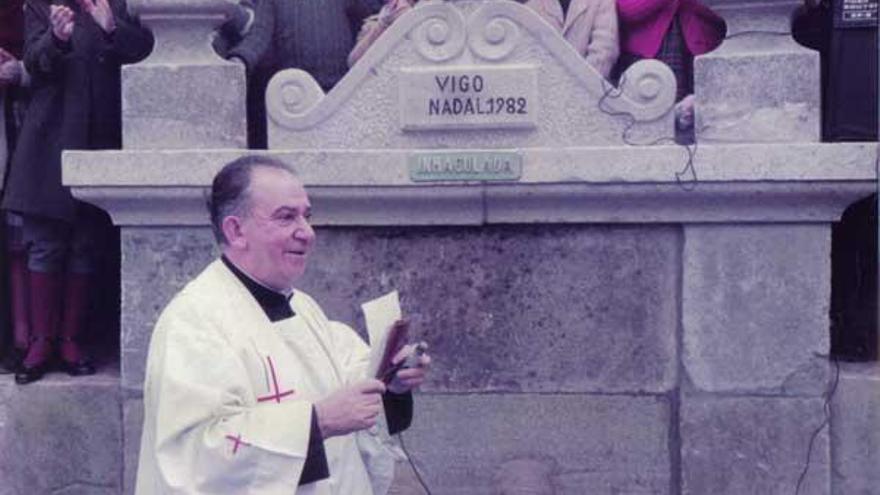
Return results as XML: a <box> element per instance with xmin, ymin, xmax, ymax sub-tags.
<box><xmin>696</xmin><ymin>0</ymin><xmax>821</xmax><ymax>143</ymax></box>
<box><xmin>123</xmin><ymin>0</ymin><xmax>247</xmax><ymax>149</ymax></box>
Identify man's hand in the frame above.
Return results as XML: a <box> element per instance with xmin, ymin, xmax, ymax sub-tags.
<box><xmin>378</xmin><ymin>0</ymin><xmax>413</xmax><ymax>26</ymax></box>
<box><xmin>387</xmin><ymin>343</ymin><xmax>431</xmax><ymax>394</ymax></box>
<box><xmin>674</xmin><ymin>94</ymin><xmax>695</xmax><ymax>131</ymax></box>
<box><xmin>76</xmin><ymin>0</ymin><xmax>116</xmax><ymax>33</ymax></box>
<box><xmin>50</xmin><ymin>5</ymin><xmax>76</xmax><ymax>42</ymax></box>
<box><xmin>0</xmin><ymin>48</ymin><xmax>22</xmax><ymax>87</ymax></box>
<box><xmin>314</xmin><ymin>379</ymin><xmax>386</xmax><ymax>438</ymax></box>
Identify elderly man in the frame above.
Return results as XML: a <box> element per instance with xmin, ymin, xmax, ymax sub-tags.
<box><xmin>136</xmin><ymin>155</ymin><xmax>430</xmax><ymax>494</ymax></box>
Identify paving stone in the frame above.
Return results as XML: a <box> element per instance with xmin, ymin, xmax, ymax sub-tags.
<box><xmin>831</xmin><ymin>363</ymin><xmax>880</xmax><ymax>495</ymax></box>
<box><xmin>299</xmin><ymin>224</ymin><xmax>680</xmax><ymax>393</ymax></box>
<box><xmin>683</xmin><ymin>224</ymin><xmax>830</xmax><ymax>395</ymax></box>
<box><xmin>393</xmin><ymin>393</ymin><xmax>671</xmax><ymax>494</ymax></box>
<box><xmin>682</xmin><ymin>395</ymin><xmax>830</xmax><ymax>495</ymax></box>
<box><xmin>0</xmin><ymin>371</ymin><xmax>122</xmax><ymax>495</ymax></box>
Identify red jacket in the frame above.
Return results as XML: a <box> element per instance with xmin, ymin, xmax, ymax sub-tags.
<box><xmin>617</xmin><ymin>0</ymin><xmax>725</xmax><ymax>58</ymax></box>
<box><xmin>0</xmin><ymin>0</ymin><xmax>24</xmax><ymax>57</ymax></box>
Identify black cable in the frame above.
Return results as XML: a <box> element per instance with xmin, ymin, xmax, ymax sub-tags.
<box><xmin>597</xmin><ymin>75</ymin><xmax>699</xmax><ymax>190</ymax></box>
<box><xmin>397</xmin><ymin>431</ymin><xmax>433</xmax><ymax>495</ymax></box>
<box><xmin>794</xmin><ymin>355</ymin><xmax>841</xmax><ymax>495</ymax></box>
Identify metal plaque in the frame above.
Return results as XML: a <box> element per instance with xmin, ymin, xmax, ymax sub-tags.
<box><xmin>408</xmin><ymin>151</ymin><xmax>523</xmax><ymax>182</ymax></box>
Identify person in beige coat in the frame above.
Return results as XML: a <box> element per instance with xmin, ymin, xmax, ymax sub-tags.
<box><xmin>348</xmin><ymin>0</ymin><xmax>415</xmax><ymax>67</ymax></box>
<box><xmin>349</xmin><ymin>0</ymin><xmax>618</xmax><ymax>81</ymax></box>
<box><xmin>524</xmin><ymin>0</ymin><xmax>619</xmax><ymax>79</ymax></box>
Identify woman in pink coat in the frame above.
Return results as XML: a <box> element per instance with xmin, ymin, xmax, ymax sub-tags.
<box><xmin>615</xmin><ymin>0</ymin><xmax>725</xmax><ymax>101</ymax></box>
<box><xmin>524</xmin><ymin>0</ymin><xmax>619</xmax><ymax>79</ymax></box>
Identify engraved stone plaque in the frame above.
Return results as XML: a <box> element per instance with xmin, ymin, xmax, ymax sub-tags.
<box><xmin>408</xmin><ymin>151</ymin><xmax>523</xmax><ymax>182</ymax></box>
<box><xmin>399</xmin><ymin>65</ymin><xmax>539</xmax><ymax>131</ymax></box>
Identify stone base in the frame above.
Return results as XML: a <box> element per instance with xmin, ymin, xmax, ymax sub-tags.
<box><xmin>123</xmin><ymin>399</ymin><xmax>144</xmax><ymax>495</ymax></box>
<box><xmin>0</xmin><ymin>369</ymin><xmax>122</xmax><ymax>495</ymax></box>
<box><xmin>682</xmin><ymin>396</ymin><xmax>830</xmax><ymax>495</ymax></box>
<box><xmin>122</xmin><ymin>63</ymin><xmax>247</xmax><ymax>149</ymax></box>
<box><xmin>396</xmin><ymin>393</ymin><xmax>672</xmax><ymax>494</ymax></box>
<box><xmin>683</xmin><ymin>224</ymin><xmax>830</xmax><ymax>395</ymax></box>
<box><xmin>695</xmin><ymin>39</ymin><xmax>820</xmax><ymax>143</ymax></box>
<box><xmin>831</xmin><ymin>362</ymin><xmax>880</xmax><ymax>495</ymax></box>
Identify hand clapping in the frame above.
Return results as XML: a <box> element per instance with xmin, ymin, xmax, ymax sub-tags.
<box><xmin>0</xmin><ymin>48</ymin><xmax>22</xmax><ymax>87</ymax></box>
<box><xmin>76</xmin><ymin>0</ymin><xmax>116</xmax><ymax>33</ymax></box>
<box><xmin>50</xmin><ymin>4</ymin><xmax>75</xmax><ymax>42</ymax></box>
<box><xmin>50</xmin><ymin>0</ymin><xmax>117</xmax><ymax>40</ymax></box>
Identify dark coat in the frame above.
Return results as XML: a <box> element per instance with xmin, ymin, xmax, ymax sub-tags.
<box><xmin>229</xmin><ymin>0</ymin><xmax>382</xmax><ymax>91</ymax></box>
<box><xmin>1</xmin><ymin>0</ymin><xmax>152</xmax><ymax>222</ymax></box>
<box><xmin>0</xmin><ymin>0</ymin><xmax>24</xmax><ymax>57</ymax></box>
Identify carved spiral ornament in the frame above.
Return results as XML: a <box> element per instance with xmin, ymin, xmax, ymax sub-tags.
<box><xmin>411</xmin><ymin>6</ymin><xmax>467</xmax><ymax>62</ymax></box>
<box><xmin>468</xmin><ymin>5</ymin><xmax>521</xmax><ymax>61</ymax></box>
<box><xmin>617</xmin><ymin>59</ymin><xmax>677</xmax><ymax>121</ymax></box>
<box><xmin>265</xmin><ymin>69</ymin><xmax>325</xmax><ymax>128</ymax></box>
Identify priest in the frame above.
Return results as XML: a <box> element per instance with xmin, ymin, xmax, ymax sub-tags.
<box><xmin>136</xmin><ymin>155</ymin><xmax>431</xmax><ymax>494</ymax></box>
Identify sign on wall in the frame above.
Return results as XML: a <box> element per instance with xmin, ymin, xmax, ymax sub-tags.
<box><xmin>399</xmin><ymin>65</ymin><xmax>539</xmax><ymax>131</ymax></box>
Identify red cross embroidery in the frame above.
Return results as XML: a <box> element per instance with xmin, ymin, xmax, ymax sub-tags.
<box><xmin>257</xmin><ymin>355</ymin><xmax>295</xmax><ymax>404</ymax></box>
<box><xmin>225</xmin><ymin>433</ymin><xmax>251</xmax><ymax>454</ymax></box>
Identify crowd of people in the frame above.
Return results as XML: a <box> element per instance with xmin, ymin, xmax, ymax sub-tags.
<box><xmin>0</xmin><ymin>0</ymin><xmax>153</xmax><ymax>384</ymax></box>
<box><xmin>3</xmin><ymin>0</ymin><xmax>809</xmax><ymax>387</ymax></box>
<box><xmin>216</xmin><ymin>0</ymin><xmax>725</xmax><ymax>147</ymax></box>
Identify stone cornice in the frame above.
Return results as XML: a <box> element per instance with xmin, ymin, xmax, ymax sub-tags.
<box><xmin>64</xmin><ymin>143</ymin><xmax>877</xmax><ymax>226</ymax></box>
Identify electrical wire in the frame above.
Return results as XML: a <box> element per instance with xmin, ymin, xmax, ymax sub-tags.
<box><xmin>597</xmin><ymin>75</ymin><xmax>699</xmax><ymax>190</ymax></box>
<box><xmin>794</xmin><ymin>356</ymin><xmax>841</xmax><ymax>495</ymax></box>
<box><xmin>397</xmin><ymin>431</ymin><xmax>433</xmax><ymax>495</ymax></box>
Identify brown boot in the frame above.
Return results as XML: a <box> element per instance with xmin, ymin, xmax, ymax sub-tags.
<box><xmin>15</xmin><ymin>271</ymin><xmax>63</xmax><ymax>385</ymax></box>
<box><xmin>58</xmin><ymin>272</ymin><xmax>95</xmax><ymax>376</ymax></box>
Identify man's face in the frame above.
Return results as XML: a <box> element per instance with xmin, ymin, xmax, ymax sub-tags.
<box><xmin>236</xmin><ymin>166</ymin><xmax>315</xmax><ymax>291</ymax></box>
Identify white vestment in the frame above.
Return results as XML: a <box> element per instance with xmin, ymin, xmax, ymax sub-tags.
<box><xmin>135</xmin><ymin>259</ymin><xmax>395</xmax><ymax>494</ymax></box>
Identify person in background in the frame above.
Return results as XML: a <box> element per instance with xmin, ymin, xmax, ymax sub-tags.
<box><xmin>614</xmin><ymin>0</ymin><xmax>725</xmax><ymax>141</ymax></box>
<box><xmin>523</xmin><ymin>0</ymin><xmax>619</xmax><ymax>79</ymax></box>
<box><xmin>347</xmin><ymin>0</ymin><xmax>416</xmax><ymax>67</ymax></box>
<box><xmin>793</xmin><ymin>0</ymin><xmax>878</xmax><ymax>361</ymax></box>
<box><xmin>226</xmin><ymin>0</ymin><xmax>383</xmax><ymax>148</ymax></box>
<box><xmin>0</xmin><ymin>0</ymin><xmax>30</xmax><ymax>374</ymax></box>
<box><xmin>213</xmin><ymin>0</ymin><xmax>255</xmax><ymax>60</ymax></box>
<box><xmin>793</xmin><ymin>0</ymin><xmax>877</xmax><ymax>142</ymax></box>
<box><xmin>349</xmin><ymin>0</ymin><xmax>618</xmax><ymax>78</ymax></box>
<box><xmin>1</xmin><ymin>0</ymin><xmax>153</xmax><ymax>384</ymax></box>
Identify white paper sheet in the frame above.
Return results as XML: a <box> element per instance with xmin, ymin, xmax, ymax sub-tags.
<box><xmin>361</xmin><ymin>290</ymin><xmax>402</xmax><ymax>379</ymax></box>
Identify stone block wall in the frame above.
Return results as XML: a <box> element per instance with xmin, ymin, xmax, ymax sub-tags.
<box><xmin>831</xmin><ymin>363</ymin><xmax>880</xmax><ymax>495</ymax></box>
<box><xmin>107</xmin><ymin>222</ymin><xmax>874</xmax><ymax>495</ymax></box>
<box><xmin>0</xmin><ymin>372</ymin><xmax>124</xmax><ymax>495</ymax></box>
<box><xmin>3</xmin><ymin>221</ymin><xmax>874</xmax><ymax>495</ymax></box>
<box><xmin>116</xmin><ymin>224</ymin><xmax>681</xmax><ymax>494</ymax></box>
<box><xmin>680</xmin><ymin>225</ymin><xmax>835</xmax><ymax>495</ymax></box>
